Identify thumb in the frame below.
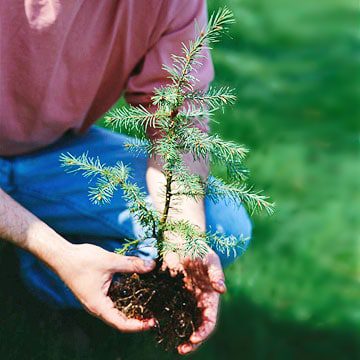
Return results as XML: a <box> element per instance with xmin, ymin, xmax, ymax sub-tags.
<box><xmin>110</xmin><ymin>254</ymin><xmax>155</xmax><ymax>274</ymax></box>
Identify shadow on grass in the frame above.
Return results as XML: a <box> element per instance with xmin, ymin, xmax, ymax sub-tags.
<box><xmin>0</xmin><ymin>244</ymin><xmax>358</xmax><ymax>360</ymax></box>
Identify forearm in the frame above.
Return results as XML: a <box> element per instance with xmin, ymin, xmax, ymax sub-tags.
<box><xmin>0</xmin><ymin>188</ymin><xmax>72</xmax><ymax>273</ymax></box>
<box><xmin>146</xmin><ymin>155</ymin><xmax>208</xmax><ymax>232</ymax></box>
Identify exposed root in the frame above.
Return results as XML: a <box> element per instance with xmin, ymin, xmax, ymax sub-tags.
<box><xmin>108</xmin><ymin>267</ymin><xmax>202</xmax><ymax>351</ymax></box>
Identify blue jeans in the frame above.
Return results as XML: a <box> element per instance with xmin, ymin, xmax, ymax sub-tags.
<box><xmin>0</xmin><ymin>126</ymin><xmax>252</xmax><ymax>309</ymax></box>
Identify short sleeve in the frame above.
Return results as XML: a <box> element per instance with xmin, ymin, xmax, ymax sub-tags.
<box><xmin>124</xmin><ymin>0</ymin><xmax>214</xmax><ymax>109</ymax></box>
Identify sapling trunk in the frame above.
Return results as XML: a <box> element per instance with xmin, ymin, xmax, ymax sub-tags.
<box><xmin>60</xmin><ymin>7</ymin><xmax>274</xmax><ymax>351</ymax></box>
<box><xmin>158</xmin><ymin>172</ymin><xmax>173</xmax><ymax>242</ymax></box>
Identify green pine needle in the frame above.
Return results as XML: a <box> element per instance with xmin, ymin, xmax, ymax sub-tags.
<box><xmin>205</xmin><ymin>177</ymin><xmax>275</xmax><ymax>215</ymax></box>
<box><xmin>60</xmin><ymin>8</ymin><xmax>274</xmax><ymax>261</ymax></box>
<box><xmin>185</xmin><ymin>86</ymin><xmax>237</xmax><ymax>110</ymax></box>
<box><xmin>105</xmin><ymin>105</ymin><xmax>157</xmax><ymax>133</ymax></box>
<box><xmin>207</xmin><ymin>232</ymin><xmax>249</xmax><ymax>258</ymax></box>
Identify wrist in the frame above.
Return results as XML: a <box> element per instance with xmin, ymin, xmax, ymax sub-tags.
<box><xmin>25</xmin><ymin>221</ymin><xmax>74</xmax><ymax>274</ymax></box>
<box><xmin>0</xmin><ymin>190</ymin><xmax>75</xmax><ymax>274</ymax></box>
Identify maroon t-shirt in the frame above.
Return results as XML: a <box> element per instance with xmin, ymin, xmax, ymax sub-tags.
<box><xmin>0</xmin><ymin>0</ymin><xmax>213</xmax><ymax>155</ymax></box>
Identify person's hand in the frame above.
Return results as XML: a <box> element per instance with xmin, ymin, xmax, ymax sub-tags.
<box><xmin>163</xmin><ymin>245</ymin><xmax>226</xmax><ymax>355</ymax></box>
<box><xmin>0</xmin><ymin>189</ymin><xmax>156</xmax><ymax>332</ymax></box>
<box><xmin>56</xmin><ymin>243</ymin><xmax>156</xmax><ymax>332</ymax></box>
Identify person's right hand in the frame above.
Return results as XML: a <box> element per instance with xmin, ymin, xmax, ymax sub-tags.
<box><xmin>0</xmin><ymin>189</ymin><xmax>155</xmax><ymax>332</ymax></box>
<box><xmin>55</xmin><ymin>243</ymin><xmax>156</xmax><ymax>332</ymax></box>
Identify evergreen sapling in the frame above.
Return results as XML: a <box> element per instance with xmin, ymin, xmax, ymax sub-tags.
<box><xmin>60</xmin><ymin>7</ymin><xmax>274</xmax><ymax>351</ymax></box>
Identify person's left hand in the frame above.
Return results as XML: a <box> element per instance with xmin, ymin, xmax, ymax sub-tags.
<box><xmin>163</xmin><ymin>245</ymin><xmax>226</xmax><ymax>355</ymax></box>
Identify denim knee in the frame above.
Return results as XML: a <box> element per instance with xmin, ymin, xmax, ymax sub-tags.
<box><xmin>205</xmin><ymin>197</ymin><xmax>253</xmax><ymax>268</ymax></box>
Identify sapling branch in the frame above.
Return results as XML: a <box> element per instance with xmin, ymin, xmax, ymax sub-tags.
<box><xmin>59</xmin><ymin>8</ymin><xmax>274</xmax><ymax>351</ymax></box>
<box><xmin>115</xmin><ymin>239</ymin><xmax>141</xmax><ymax>256</ymax></box>
<box><xmin>60</xmin><ymin>6</ymin><xmax>274</xmax><ymax>262</ymax></box>
<box><xmin>158</xmin><ymin>172</ymin><xmax>173</xmax><ymax>242</ymax></box>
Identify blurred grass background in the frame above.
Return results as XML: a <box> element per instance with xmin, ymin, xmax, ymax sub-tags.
<box><xmin>1</xmin><ymin>0</ymin><xmax>359</xmax><ymax>359</ymax></box>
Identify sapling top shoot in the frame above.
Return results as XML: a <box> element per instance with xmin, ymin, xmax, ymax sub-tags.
<box><xmin>60</xmin><ymin>7</ymin><xmax>274</xmax><ymax>262</ymax></box>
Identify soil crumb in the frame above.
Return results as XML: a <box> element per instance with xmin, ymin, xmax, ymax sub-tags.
<box><xmin>108</xmin><ymin>266</ymin><xmax>202</xmax><ymax>351</ymax></box>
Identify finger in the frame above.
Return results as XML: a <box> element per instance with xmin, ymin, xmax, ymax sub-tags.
<box><xmin>161</xmin><ymin>261</ymin><xmax>167</xmax><ymax>272</ymax></box>
<box><xmin>162</xmin><ymin>252</ymin><xmax>184</xmax><ymax>276</ymax></box>
<box><xmin>95</xmin><ymin>298</ymin><xmax>155</xmax><ymax>333</ymax></box>
<box><xmin>102</xmin><ymin>309</ymin><xmax>155</xmax><ymax>333</ymax></box>
<box><xmin>169</xmin><ymin>264</ymin><xmax>184</xmax><ymax>277</ymax></box>
<box><xmin>190</xmin><ymin>293</ymin><xmax>219</xmax><ymax>343</ymax></box>
<box><xmin>110</xmin><ymin>254</ymin><xmax>155</xmax><ymax>274</ymax></box>
<box><xmin>190</xmin><ymin>320</ymin><xmax>216</xmax><ymax>344</ymax></box>
<box><xmin>207</xmin><ymin>253</ymin><xmax>226</xmax><ymax>293</ymax></box>
<box><xmin>178</xmin><ymin>342</ymin><xmax>201</xmax><ymax>355</ymax></box>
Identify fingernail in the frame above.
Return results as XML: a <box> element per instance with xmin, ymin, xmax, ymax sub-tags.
<box><xmin>217</xmin><ymin>279</ymin><xmax>226</xmax><ymax>291</ymax></box>
<box><xmin>190</xmin><ymin>335</ymin><xmax>199</xmax><ymax>342</ymax></box>
<box><xmin>179</xmin><ymin>344</ymin><xmax>191</xmax><ymax>354</ymax></box>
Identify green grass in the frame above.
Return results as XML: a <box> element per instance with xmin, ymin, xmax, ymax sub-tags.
<box><xmin>1</xmin><ymin>0</ymin><xmax>359</xmax><ymax>359</ymax></box>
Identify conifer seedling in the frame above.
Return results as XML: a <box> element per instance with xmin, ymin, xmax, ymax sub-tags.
<box><xmin>60</xmin><ymin>8</ymin><xmax>273</xmax><ymax>351</ymax></box>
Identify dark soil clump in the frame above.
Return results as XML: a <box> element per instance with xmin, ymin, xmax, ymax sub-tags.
<box><xmin>108</xmin><ymin>266</ymin><xmax>202</xmax><ymax>351</ymax></box>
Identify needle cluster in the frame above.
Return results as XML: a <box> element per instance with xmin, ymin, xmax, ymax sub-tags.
<box><xmin>60</xmin><ymin>8</ymin><xmax>274</xmax><ymax>260</ymax></box>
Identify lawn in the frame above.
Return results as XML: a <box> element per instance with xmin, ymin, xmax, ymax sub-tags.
<box><xmin>0</xmin><ymin>0</ymin><xmax>358</xmax><ymax>359</ymax></box>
